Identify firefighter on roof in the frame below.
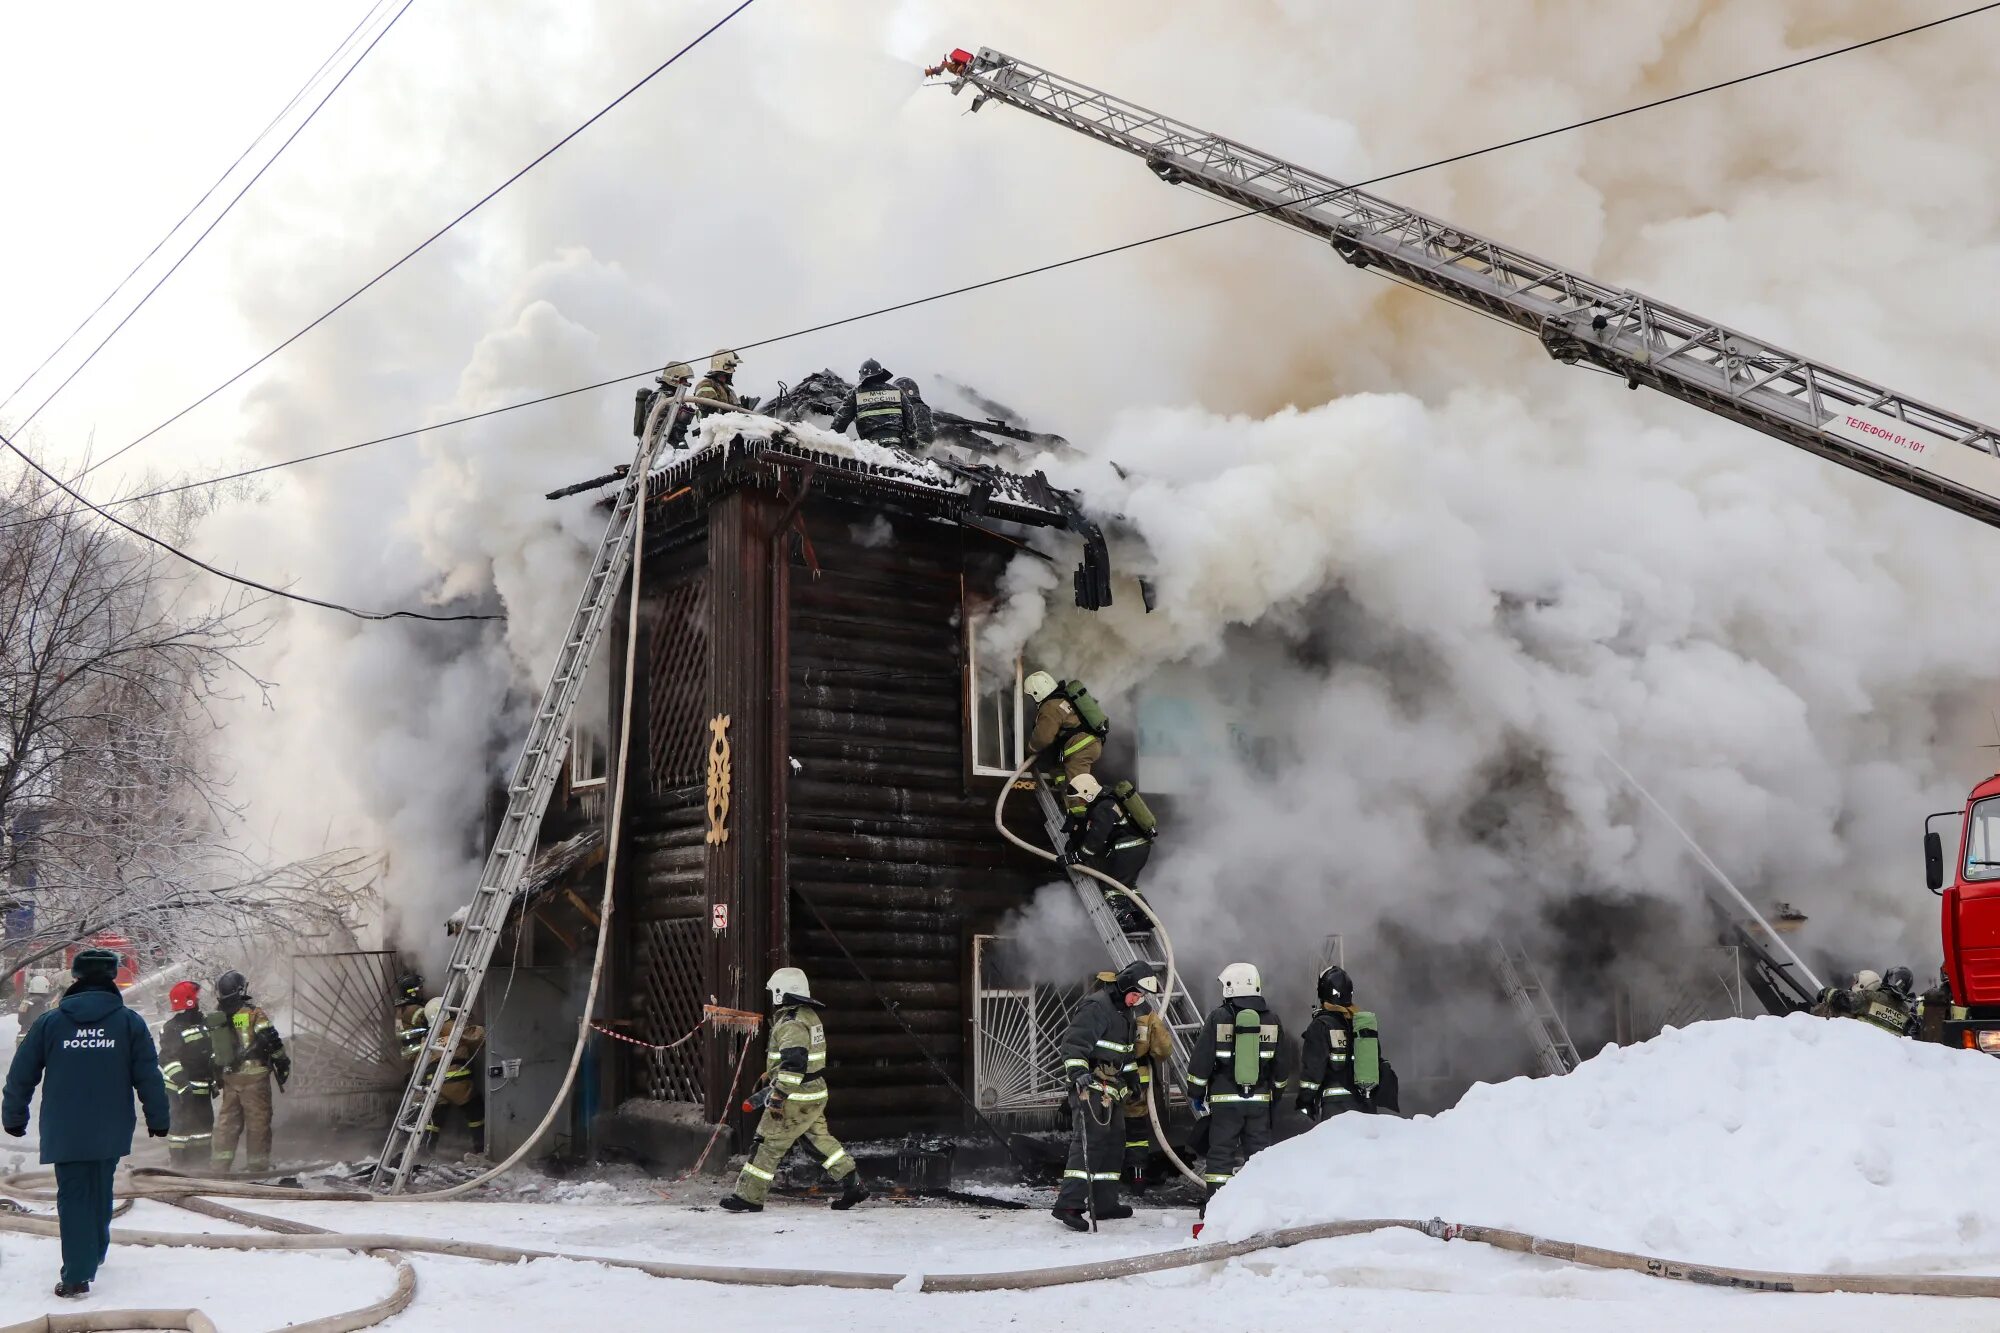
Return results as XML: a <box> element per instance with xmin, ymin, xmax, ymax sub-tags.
<box><xmin>831</xmin><ymin>359</ymin><xmax>915</xmax><ymax>447</ymax></box>
<box><xmin>1063</xmin><ymin>773</ymin><xmax>1159</xmax><ymax>933</ymax></box>
<box><xmin>1052</xmin><ymin>960</ymin><xmax>1158</xmax><ymax>1231</ymax></box>
<box><xmin>207</xmin><ymin>971</ymin><xmax>289</xmax><ymax>1174</ymax></box>
<box><xmin>633</xmin><ymin>362</ymin><xmax>697</xmax><ymax>444</ymax></box>
<box><xmin>159</xmin><ymin>981</ymin><xmax>216</xmax><ymax>1169</ymax></box>
<box><xmin>722</xmin><ymin>968</ymin><xmax>868</xmax><ymax>1213</ymax></box>
<box><xmin>1187</xmin><ymin>963</ymin><xmax>1287</xmax><ymax>1210</ymax></box>
<box><xmin>694</xmin><ymin>350</ymin><xmax>743</xmax><ymax>410</ymax></box>
<box><xmin>893</xmin><ymin>376</ymin><xmax>937</xmax><ymax>446</ymax></box>
<box><xmin>1025</xmin><ymin>670</ymin><xmax>1108</xmax><ymax>813</ymax></box>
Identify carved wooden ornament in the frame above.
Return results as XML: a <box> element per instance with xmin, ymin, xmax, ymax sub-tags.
<box><xmin>704</xmin><ymin>714</ymin><xmax>733</xmax><ymax>845</ymax></box>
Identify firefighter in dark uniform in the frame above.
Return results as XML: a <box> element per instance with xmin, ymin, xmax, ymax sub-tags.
<box><xmin>893</xmin><ymin>376</ymin><xmax>936</xmax><ymax>447</ymax></box>
<box><xmin>393</xmin><ymin>971</ymin><xmax>428</xmax><ymax>1066</ymax></box>
<box><xmin>1024</xmin><ymin>670</ymin><xmax>1108</xmax><ymax>814</ymax></box>
<box><xmin>1063</xmin><ymin>773</ymin><xmax>1160</xmax><ymax>933</ymax></box>
<box><xmin>1053</xmin><ymin>960</ymin><xmax>1159</xmax><ymax>1231</ymax></box>
<box><xmin>1187</xmin><ymin>963</ymin><xmax>1287</xmax><ymax>1208</ymax></box>
<box><xmin>1297</xmin><ymin>965</ymin><xmax>1368</xmax><ymax>1120</ymax></box>
<box><xmin>159</xmin><ymin>981</ymin><xmax>216</xmax><ymax>1168</ymax></box>
<box><xmin>831</xmin><ymin>359</ymin><xmax>915</xmax><ymax>446</ymax></box>
<box><xmin>632</xmin><ymin>362</ymin><xmax>697</xmax><ymax>444</ymax></box>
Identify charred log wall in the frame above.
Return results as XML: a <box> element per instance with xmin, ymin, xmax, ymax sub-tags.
<box><xmin>785</xmin><ymin>498</ymin><xmax>1049</xmax><ymax>1142</ymax></box>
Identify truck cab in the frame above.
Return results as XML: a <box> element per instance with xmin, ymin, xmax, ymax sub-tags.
<box><xmin>1930</xmin><ymin>774</ymin><xmax>2000</xmax><ymax>1051</ymax></box>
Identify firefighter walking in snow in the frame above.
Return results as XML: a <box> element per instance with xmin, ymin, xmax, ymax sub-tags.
<box><xmin>722</xmin><ymin>968</ymin><xmax>868</xmax><ymax>1213</ymax></box>
<box><xmin>159</xmin><ymin>981</ymin><xmax>216</xmax><ymax>1169</ymax></box>
<box><xmin>1025</xmin><ymin>670</ymin><xmax>1109</xmax><ymax>813</ymax></box>
<box><xmin>1297</xmin><ymin>964</ymin><xmax>1387</xmax><ymax>1120</ymax></box>
<box><xmin>208</xmin><ymin>970</ymin><xmax>290</xmax><ymax>1174</ymax></box>
<box><xmin>831</xmin><ymin>358</ymin><xmax>915</xmax><ymax>446</ymax></box>
<box><xmin>1054</xmin><ymin>960</ymin><xmax>1159</xmax><ymax>1231</ymax></box>
<box><xmin>1188</xmin><ymin>963</ymin><xmax>1287</xmax><ymax>1208</ymax></box>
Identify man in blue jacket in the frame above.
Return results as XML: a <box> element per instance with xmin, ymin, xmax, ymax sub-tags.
<box><xmin>3</xmin><ymin>947</ymin><xmax>170</xmax><ymax>1298</ymax></box>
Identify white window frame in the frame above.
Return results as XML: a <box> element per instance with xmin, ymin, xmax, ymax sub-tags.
<box><xmin>966</xmin><ymin>613</ymin><xmax>1025</xmax><ymax>778</ymax></box>
<box><xmin>569</xmin><ymin>659</ymin><xmax>609</xmax><ymax>791</ymax></box>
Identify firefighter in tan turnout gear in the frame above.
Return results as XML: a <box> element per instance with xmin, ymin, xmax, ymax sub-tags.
<box><xmin>1053</xmin><ymin>960</ymin><xmax>1159</xmax><ymax>1231</ymax></box>
<box><xmin>1025</xmin><ymin>670</ymin><xmax>1109</xmax><ymax>814</ymax></box>
<box><xmin>206</xmin><ymin>971</ymin><xmax>289</xmax><ymax>1174</ymax></box>
<box><xmin>721</xmin><ymin>968</ymin><xmax>868</xmax><ymax>1213</ymax></box>
<box><xmin>408</xmin><ymin>996</ymin><xmax>487</xmax><ymax>1155</ymax></box>
<box><xmin>694</xmin><ymin>349</ymin><xmax>743</xmax><ymax>410</ymax></box>
<box><xmin>158</xmin><ymin>981</ymin><xmax>216</xmax><ymax>1168</ymax></box>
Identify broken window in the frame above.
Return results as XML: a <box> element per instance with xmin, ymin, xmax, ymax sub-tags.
<box><xmin>569</xmin><ymin>654</ymin><xmax>609</xmax><ymax>789</ymax></box>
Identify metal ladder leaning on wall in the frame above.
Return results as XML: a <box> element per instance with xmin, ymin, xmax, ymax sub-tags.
<box><xmin>1028</xmin><ymin>782</ymin><xmax>1205</xmax><ymax>1090</ymax></box>
<box><xmin>369</xmin><ymin>394</ymin><xmax>690</xmax><ymax>1193</ymax></box>
<box><xmin>1492</xmin><ymin>940</ymin><xmax>1581</xmax><ymax>1077</ymax></box>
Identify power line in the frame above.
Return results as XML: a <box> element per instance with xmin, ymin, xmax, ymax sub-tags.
<box><xmin>12</xmin><ymin>0</ymin><xmax>419</xmax><ymax>440</ymax></box>
<box><xmin>67</xmin><ymin>0</ymin><xmax>1991</xmax><ymax>516</ymax></box>
<box><xmin>0</xmin><ymin>427</ymin><xmax>497</xmax><ymax>622</ymax></box>
<box><xmin>76</xmin><ymin>0</ymin><xmax>759</xmax><ymax>484</ymax></box>
<box><xmin>0</xmin><ymin>0</ymin><xmax>395</xmax><ymax>419</ymax></box>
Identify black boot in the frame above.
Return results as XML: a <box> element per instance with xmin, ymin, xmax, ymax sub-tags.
<box><xmin>1052</xmin><ymin>1206</ymin><xmax>1090</xmax><ymax>1233</ymax></box>
<box><xmin>1096</xmin><ymin>1201</ymin><xmax>1133</xmax><ymax>1221</ymax></box>
<box><xmin>54</xmin><ymin>1280</ymin><xmax>90</xmax><ymax>1298</ymax></box>
<box><xmin>719</xmin><ymin>1195</ymin><xmax>763</xmax><ymax>1213</ymax></box>
<box><xmin>830</xmin><ymin>1174</ymin><xmax>869</xmax><ymax>1211</ymax></box>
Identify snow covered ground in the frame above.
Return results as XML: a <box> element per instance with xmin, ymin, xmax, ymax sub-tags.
<box><xmin>4</xmin><ymin>1016</ymin><xmax>2000</xmax><ymax>1330</ymax></box>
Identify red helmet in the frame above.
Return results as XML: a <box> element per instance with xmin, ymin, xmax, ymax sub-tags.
<box><xmin>170</xmin><ymin>981</ymin><xmax>201</xmax><ymax>1012</ymax></box>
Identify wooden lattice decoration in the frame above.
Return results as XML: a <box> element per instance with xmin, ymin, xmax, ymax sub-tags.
<box><xmin>647</xmin><ymin>575</ymin><xmax>708</xmax><ymax>794</ymax></box>
<box><xmin>634</xmin><ymin>919</ymin><xmax>706</xmax><ymax>1103</ymax></box>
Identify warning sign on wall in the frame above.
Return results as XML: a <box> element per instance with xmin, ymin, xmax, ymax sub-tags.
<box><xmin>712</xmin><ymin>903</ymin><xmax>728</xmax><ymax>933</ymax></box>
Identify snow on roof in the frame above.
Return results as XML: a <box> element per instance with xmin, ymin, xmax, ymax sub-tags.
<box><xmin>642</xmin><ymin>410</ymin><xmax>1069</xmax><ymax>526</ymax></box>
<box><xmin>1205</xmin><ymin>1012</ymin><xmax>2000</xmax><ymax>1272</ymax></box>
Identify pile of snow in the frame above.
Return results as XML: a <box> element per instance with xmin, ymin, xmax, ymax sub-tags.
<box><xmin>1207</xmin><ymin>1015</ymin><xmax>2000</xmax><ymax>1273</ymax></box>
<box><xmin>681</xmin><ymin>411</ymin><xmax>958</xmax><ymax>490</ymax></box>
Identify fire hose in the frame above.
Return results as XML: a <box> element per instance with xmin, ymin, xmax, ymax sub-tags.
<box><xmin>992</xmin><ymin>755</ymin><xmax>1208</xmax><ymax>1190</ymax></box>
<box><xmin>5</xmin><ymin>1194</ymin><xmax>2000</xmax><ymax>1302</ymax></box>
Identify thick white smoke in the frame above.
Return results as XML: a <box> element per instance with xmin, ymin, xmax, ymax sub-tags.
<box><xmin>149</xmin><ymin>1</ymin><xmax>1999</xmax><ymax>1031</ymax></box>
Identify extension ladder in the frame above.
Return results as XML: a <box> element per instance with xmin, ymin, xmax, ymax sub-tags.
<box><xmin>1030</xmin><ymin>782</ymin><xmax>1204</xmax><ymax>1090</ymax></box>
<box><xmin>1492</xmin><ymin>940</ymin><xmax>1580</xmax><ymax>1076</ymax></box>
<box><xmin>369</xmin><ymin>395</ymin><xmax>688</xmax><ymax>1192</ymax></box>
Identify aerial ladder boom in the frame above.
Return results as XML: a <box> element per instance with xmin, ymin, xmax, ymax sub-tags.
<box><xmin>934</xmin><ymin>49</ymin><xmax>2000</xmax><ymax>532</ymax></box>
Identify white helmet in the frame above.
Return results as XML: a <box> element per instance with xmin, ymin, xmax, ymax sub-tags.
<box><xmin>663</xmin><ymin>361</ymin><xmax>694</xmax><ymax>385</ymax></box>
<box><xmin>1024</xmin><ymin>670</ymin><xmax>1057</xmax><ymax>704</ymax></box>
<box><xmin>767</xmin><ymin>966</ymin><xmax>810</xmax><ymax>1006</ymax></box>
<box><xmin>1069</xmin><ymin>773</ymin><xmax>1102</xmax><ymax>804</ymax></box>
<box><xmin>1220</xmin><ymin>962</ymin><xmax>1262</xmax><ymax>999</ymax></box>
<box><xmin>25</xmin><ymin>974</ymin><xmax>51</xmax><ymax>996</ymax></box>
<box><xmin>1853</xmin><ymin>969</ymin><xmax>1883</xmax><ymax>991</ymax></box>
<box><xmin>710</xmin><ymin>349</ymin><xmax>743</xmax><ymax>375</ymax></box>
<box><xmin>421</xmin><ymin>996</ymin><xmax>444</xmax><ymax>1025</ymax></box>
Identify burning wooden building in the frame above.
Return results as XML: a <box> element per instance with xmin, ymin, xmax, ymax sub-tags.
<box><xmin>482</xmin><ymin>414</ymin><xmax>1113</xmax><ymax>1163</ymax></box>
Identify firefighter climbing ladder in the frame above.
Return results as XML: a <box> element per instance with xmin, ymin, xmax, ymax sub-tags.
<box><xmin>1491</xmin><ymin>941</ymin><xmax>1580</xmax><ymax>1077</ymax></box>
<box><xmin>1028</xmin><ymin>781</ymin><xmax>1204</xmax><ymax>1089</ymax></box>
<box><xmin>370</xmin><ymin>395</ymin><xmax>689</xmax><ymax>1193</ymax></box>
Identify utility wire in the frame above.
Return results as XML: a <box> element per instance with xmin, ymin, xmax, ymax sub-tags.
<box><xmin>58</xmin><ymin>0</ymin><xmax>1988</xmax><ymax>519</ymax></box>
<box><xmin>77</xmin><ymin>0</ymin><xmax>759</xmax><ymax>483</ymax></box>
<box><xmin>13</xmin><ymin>0</ymin><xmax>419</xmax><ymax>439</ymax></box>
<box><xmin>0</xmin><ymin>427</ymin><xmax>496</xmax><ymax>622</ymax></box>
<box><xmin>0</xmin><ymin>0</ymin><xmax>394</xmax><ymax>419</ymax></box>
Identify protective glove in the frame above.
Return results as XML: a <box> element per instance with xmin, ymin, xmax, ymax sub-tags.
<box><xmin>3</xmin><ymin>1125</ymin><xmax>23</xmax><ymax>1138</ymax></box>
<box><xmin>1061</xmin><ymin>846</ymin><xmax>1086</xmax><ymax>867</ymax></box>
<box><xmin>147</xmin><ymin>1126</ymin><xmax>168</xmax><ymax>1139</ymax></box>
<box><xmin>273</xmin><ymin>1054</ymin><xmax>292</xmax><ymax>1089</ymax></box>
<box><xmin>1189</xmin><ymin>1093</ymin><xmax>1208</xmax><ymax>1118</ymax></box>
